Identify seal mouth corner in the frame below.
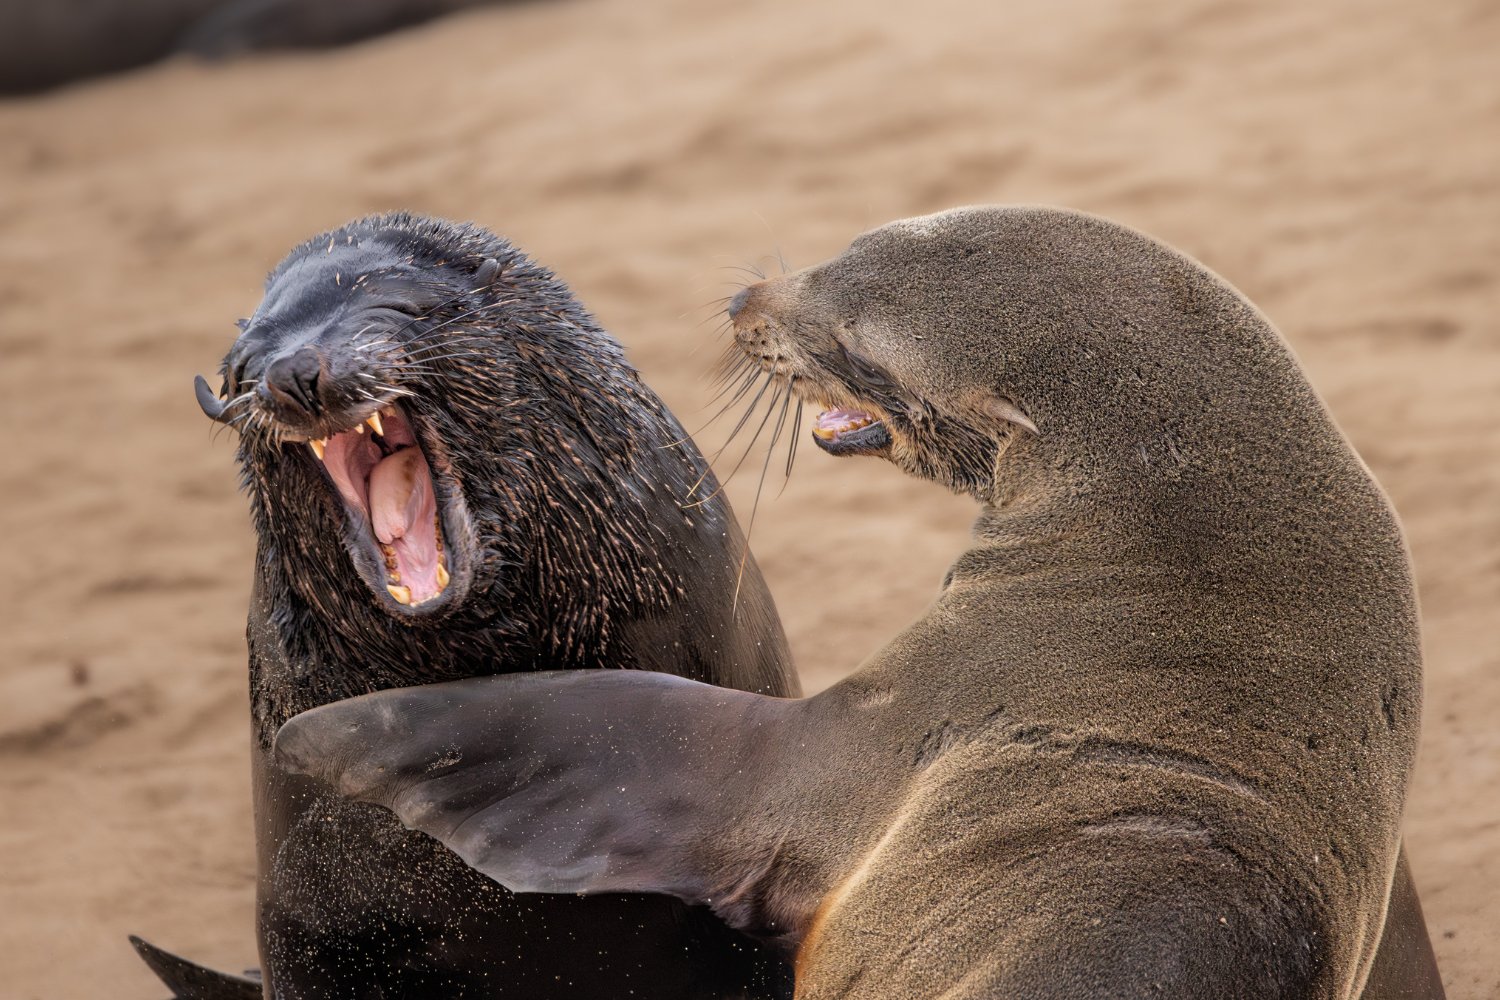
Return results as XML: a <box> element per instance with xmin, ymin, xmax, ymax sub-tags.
<box><xmin>811</xmin><ymin>406</ymin><xmax>893</xmax><ymax>456</ymax></box>
<box><xmin>302</xmin><ymin>402</ymin><xmax>466</xmax><ymax>616</ymax></box>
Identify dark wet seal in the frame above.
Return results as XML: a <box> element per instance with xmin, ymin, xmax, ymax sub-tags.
<box><xmin>135</xmin><ymin>212</ymin><xmax>798</xmax><ymax>999</ymax></box>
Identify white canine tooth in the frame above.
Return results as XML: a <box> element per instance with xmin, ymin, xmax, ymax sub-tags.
<box><xmin>366</xmin><ymin>412</ymin><xmax>384</xmax><ymax>436</ymax></box>
<box><xmin>309</xmin><ymin>439</ymin><xmax>326</xmax><ymax>460</ymax></box>
<box><xmin>386</xmin><ymin>584</ymin><xmax>412</xmax><ymax>606</ymax></box>
<box><xmin>436</xmin><ymin>563</ymin><xmax>450</xmax><ymax>588</ymax></box>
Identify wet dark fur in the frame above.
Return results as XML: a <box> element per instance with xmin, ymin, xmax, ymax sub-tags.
<box><xmin>149</xmin><ymin>214</ymin><xmax>797</xmax><ymax>998</ymax></box>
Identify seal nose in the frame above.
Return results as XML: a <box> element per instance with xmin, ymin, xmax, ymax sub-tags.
<box><xmin>727</xmin><ymin>286</ymin><xmax>754</xmax><ymax>321</ymax></box>
<box><xmin>265</xmin><ymin>346</ymin><xmax>325</xmax><ymax>417</ymax></box>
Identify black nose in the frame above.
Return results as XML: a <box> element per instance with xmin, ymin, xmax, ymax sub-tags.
<box><xmin>727</xmin><ymin>286</ymin><xmax>753</xmax><ymax>321</ymax></box>
<box><xmin>264</xmin><ymin>346</ymin><xmax>325</xmax><ymax>417</ymax></box>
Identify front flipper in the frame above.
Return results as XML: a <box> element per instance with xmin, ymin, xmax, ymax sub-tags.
<box><xmin>128</xmin><ymin>936</ymin><xmax>261</xmax><ymax>1000</ymax></box>
<box><xmin>273</xmin><ymin>671</ymin><xmax>809</xmax><ymax>937</ymax></box>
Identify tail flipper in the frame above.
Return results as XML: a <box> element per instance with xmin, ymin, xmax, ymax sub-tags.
<box><xmin>1358</xmin><ymin>849</ymin><xmax>1447</xmax><ymax>999</ymax></box>
<box><xmin>129</xmin><ymin>936</ymin><xmax>261</xmax><ymax>1000</ymax></box>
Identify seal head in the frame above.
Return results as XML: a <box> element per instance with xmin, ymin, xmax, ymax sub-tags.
<box><xmin>728</xmin><ymin>216</ymin><xmax>1046</xmax><ymax>495</ymax></box>
<box><xmin>205</xmin><ymin>214</ymin><xmax>800</xmax><ymax>734</ymax></box>
<box><xmin>207</xmin><ymin>234</ymin><xmax>488</xmax><ymax>615</ymax></box>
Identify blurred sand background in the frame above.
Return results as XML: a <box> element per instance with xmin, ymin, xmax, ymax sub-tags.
<box><xmin>0</xmin><ymin>0</ymin><xmax>1495</xmax><ymax>995</ymax></box>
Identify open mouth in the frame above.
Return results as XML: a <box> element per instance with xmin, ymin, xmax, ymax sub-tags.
<box><xmin>306</xmin><ymin>405</ymin><xmax>452</xmax><ymax>609</ymax></box>
<box><xmin>812</xmin><ymin>407</ymin><xmax>892</xmax><ymax>456</ymax></box>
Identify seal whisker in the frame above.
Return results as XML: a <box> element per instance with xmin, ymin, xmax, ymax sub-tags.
<box><xmin>684</xmin><ymin>383</ymin><xmax>770</xmax><ymax>498</ymax></box>
<box><xmin>709</xmin><ymin>346</ymin><xmax>754</xmax><ymax>386</ymax></box>
<box><xmin>399</xmin><ymin>340</ymin><xmax>497</xmax><ymax>364</ymax></box>
<box><xmin>732</xmin><ymin>379</ymin><xmax>794</xmax><ymax>606</ymax></box>
<box><xmin>677</xmin><ymin>294</ymin><xmax>735</xmax><ymax>324</ymax></box>
<box><xmin>715</xmin><ymin>262</ymin><xmax>768</xmax><ymax>282</ymax></box>
<box><xmin>706</xmin><ymin>357</ymin><xmax>758</xmax><ymax>402</ymax></box>
<box><xmin>401</xmin><ymin>336</ymin><xmax>493</xmax><ymax>356</ymax></box>
<box><xmin>707</xmin><ymin>370</ymin><xmax>762</xmax><ymax>417</ymax></box>
<box><xmin>691</xmin><ymin>374</ymin><xmax>788</xmax><ymax>507</ymax></box>
<box><xmin>658</xmin><ymin>367</ymin><xmax>763</xmax><ymax>452</ymax></box>
<box><xmin>397</xmin><ymin>299</ymin><xmax>518</xmax><ymax>350</ymax></box>
<box><xmin>403</xmin><ymin>330</ymin><xmax>495</xmax><ymax>350</ymax></box>
<box><xmin>397</xmin><ymin>348</ymin><xmax>493</xmax><ymax>367</ymax></box>
<box><xmin>686</xmin><ymin>305</ymin><xmax>739</xmax><ymax>358</ymax></box>
<box><xmin>399</xmin><ymin>339</ymin><xmax>501</xmax><ymax>364</ymax></box>
<box><xmin>206</xmin><ymin>387</ymin><xmax>262</xmax><ymax>442</ymax></box>
<box><xmin>750</xmin><ymin>212</ymin><xmax>792</xmax><ymax>277</ymax></box>
<box><xmin>698</xmin><ymin>371</ymin><xmax>776</xmax><ymax>474</ymax></box>
<box><xmin>779</xmin><ymin>395</ymin><xmax>803</xmax><ymax>494</ymax></box>
<box><xmin>714</xmin><ymin>369</ymin><xmax>776</xmax><ymax>445</ymax></box>
<box><xmin>385</xmin><ymin>287</ymin><xmax>500</xmax><ymax>340</ymax></box>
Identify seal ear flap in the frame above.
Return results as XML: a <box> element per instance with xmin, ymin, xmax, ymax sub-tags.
<box><xmin>474</xmin><ymin>258</ymin><xmax>501</xmax><ymax>287</ymax></box>
<box><xmin>273</xmin><ymin>671</ymin><xmax>786</xmax><ymax>910</ymax></box>
<box><xmin>980</xmin><ymin>395</ymin><xmax>1038</xmax><ymax>435</ymax></box>
<box><xmin>194</xmin><ymin>374</ymin><xmax>230</xmax><ymax>423</ymax></box>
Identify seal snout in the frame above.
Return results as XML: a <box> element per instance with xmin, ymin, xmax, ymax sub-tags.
<box><xmin>726</xmin><ymin>285</ymin><xmax>754</xmax><ymax>321</ymax></box>
<box><xmin>726</xmin><ymin>278</ymin><xmax>896</xmax><ymax>461</ymax></box>
<box><xmin>246</xmin><ymin>335</ymin><xmax>372</xmax><ymax>437</ymax></box>
<box><xmin>264</xmin><ymin>345</ymin><xmax>327</xmax><ymax>419</ymax></box>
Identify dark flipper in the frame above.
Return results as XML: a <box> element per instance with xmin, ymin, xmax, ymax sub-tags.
<box><xmin>274</xmin><ymin>671</ymin><xmax>802</xmax><ymax>923</ymax></box>
<box><xmin>129</xmin><ymin>936</ymin><xmax>262</xmax><ymax>1000</ymax></box>
<box><xmin>1358</xmin><ymin>849</ymin><xmax>1447</xmax><ymax>999</ymax></box>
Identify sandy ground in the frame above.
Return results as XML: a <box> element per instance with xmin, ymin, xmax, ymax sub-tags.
<box><xmin>0</xmin><ymin>0</ymin><xmax>1495</xmax><ymax>995</ymax></box>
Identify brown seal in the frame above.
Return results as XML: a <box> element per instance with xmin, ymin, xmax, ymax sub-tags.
<box><xmin>277</xmin><ymin>207</ymin><xmax>1443</xmax><ymax>999</ymax></box>
<box><xmin>135</xmin><ymin>212</ymin><xmax>798</xmax><ymax>998</ymax></box>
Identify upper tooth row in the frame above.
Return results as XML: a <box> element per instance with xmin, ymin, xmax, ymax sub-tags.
<box><xmin>812</xmin><ymin>418</ymin><xmax>873</xmax><ymax>440</ymax></box>
<box><xmin>308</xmin><ymin>412</ymin><xmax>389</xmax><ymax>460</ymax></box>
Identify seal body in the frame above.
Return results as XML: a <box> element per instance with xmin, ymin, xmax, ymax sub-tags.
<box><xmin>276</xmin><ymin>208</ymin><xmax>1441</xmax><ymax>999</ymax></box>
<box><xmin>177</xmin><ymin>214</ymin><xmax>798</xmax><ymax>998</ymax></box>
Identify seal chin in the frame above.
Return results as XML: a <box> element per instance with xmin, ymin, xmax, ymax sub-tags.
<box><xmin>301</xmin><ymin>402</ymin><xmax>466</xmax><ymax>615</ymax></box>
<box><xmin>811</xmin><ymin>407</ymin><xmax>892</xmax><ymax>457</ymax></box>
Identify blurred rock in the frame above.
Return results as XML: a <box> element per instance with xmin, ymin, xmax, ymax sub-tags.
<box><xmin>0</xmin><ymin>0</ymin><xmax>525</xmax><ymax>94</ymax></box>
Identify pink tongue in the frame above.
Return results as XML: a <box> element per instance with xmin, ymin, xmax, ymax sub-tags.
<box><xmin>369</xmin><ymin>448</ymin><xmax>442</xmax><ymax>604</ymax></box>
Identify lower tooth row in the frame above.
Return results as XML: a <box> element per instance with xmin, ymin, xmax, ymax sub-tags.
<box><xmin>378</xmin><ymin>542</ymin><xmax>449</xmax><ymax>604</ymax></box>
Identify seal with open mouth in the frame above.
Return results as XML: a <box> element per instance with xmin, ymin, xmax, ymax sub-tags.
<box><xmin>134</xmin><ymin>213</ymin><xmax>798</xmax><ymax>998</ymax></box>
<box><xmin>276</xmin><ymin>207</ymin><xmax>1442</xmax><ymax>999</ymax></box>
